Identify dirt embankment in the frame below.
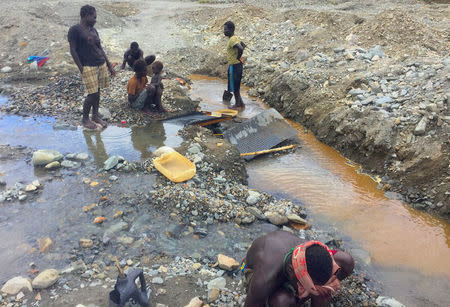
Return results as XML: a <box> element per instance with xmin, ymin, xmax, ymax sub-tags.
<box><xmin>0</xmin><ymin>1</ymin><xmax>448</xmax><ymax>218</ymax></box>
<box><xmin>163</xmin><ymin>0</ymin><xmax>449</xmax><ymax>219</ymax></box>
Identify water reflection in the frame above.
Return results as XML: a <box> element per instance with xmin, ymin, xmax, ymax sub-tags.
<box><xmin>131</xmin><ymin>121</ymin><xmax>166</xmax><ymax>160</ymax></box>
<box><xmin>83</xmin><ymin>130</ymin><xmax>109</xmax><ymax>167</ymax></box>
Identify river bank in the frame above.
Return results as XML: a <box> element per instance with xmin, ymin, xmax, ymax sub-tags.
<box><xmin>1</xmin><ymin>0</ymin><xmax>448</xmax><ymax>218</ymax></box>
<box><xmin>0</xmin><ymin>0</ymin><xmax>448</xmax><ymax>306</ymax></box>
<box><xmin>0</xmin><ymin>128</ymin><xmax>381</xmax><ymax>306</ymax></box>
<box><xmin>161</xmin><ymin>0</ymin><xmax>450</xmax><ymax>219</ymax></box>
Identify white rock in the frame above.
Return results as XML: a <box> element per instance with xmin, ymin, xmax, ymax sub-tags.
<box><xmin>376</xmin><ymin>296</ymin><xmax>406</xmax><ymax>307</ymax></box>
<box><xmin>99</xmin><ymin>107</ymin><xmax>111</xmax><ymax>120</ymax></box>
<box><xmin>61</xmin><ymin>160</ymin><xmax>81</xmax><ymax>169</ymax></box>
<box><xmin>1</xmin><ymin>66</ymin><xmax>12</xmax><ymax>73</ymax></box>
<box><xmin>16</xmin><ymin>291</ymin><xmax>25</xmax><ymax>300</ymax></box>
<box><xmin>207</xmin><ymin>277</ymin><xmax>226</xmax><ymax>290</ymax></box>
<box><xmin>154</xmin><ymin>146</ymin><xmax>175</xmax><ymax>157</ymax></box>
<box><xmin>1</xmin><ymin>276</ymin><xmax>33</xmax><ymax>295</ymax></box>
<box><xmin>1</xmin><ymin>276</ymin><xmax>32</xmax><ymax>295</ymax></box>
<box><xmin>246</xmin><ymin>190</ymin><xmax>261</xmax><ymax>205</ymax></box>
<box><xmin>32</xmin><ymin>269</ymin><xmax>59</xmax><ymax>289</ymax></box>
<box><xmin>25</xmin><ymin>184</ymin><xmax>37</xmax><ymax>192</ymax></box>
<box><xmin>75</xmin><ymin>153</ymin><xmax>89</xmax><ymax>161</ymax></box>
<box><xmin>413</xmin><ymin>117</ymin><xmax>427</xmax><ymax>136</ymax></box>
<box><xmin>286</xmin><ymin>214</ymin><xmax>307</xmax><ymax>225</ymax></box>
<box><xmin>151</xmin><ymin>277</ymin><xmax>164</xmax><ymax>284</ymax></box>
<box><xmin>32</xmin><ymin>180</ymin><xmax>40</xmax><ymax>187</ymax></box>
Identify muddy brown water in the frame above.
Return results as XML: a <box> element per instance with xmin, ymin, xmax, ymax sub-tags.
<box><xmin>187</xmin><ymin>76</ymin><xmax>450</xmax><ymax>306</ymax></box>
<box><xmin>1</xmin><ymin>76</ymin><xmax>450</xmax><ymax>306</ymax></box>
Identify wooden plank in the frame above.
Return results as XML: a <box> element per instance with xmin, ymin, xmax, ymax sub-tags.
<box><xmin>240</xmin><ymin>144</ymin><xmax>295</xmax><ymax>156</ymax></box>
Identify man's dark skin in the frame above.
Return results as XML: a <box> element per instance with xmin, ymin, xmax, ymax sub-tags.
<box><xmin>244</xmin><ymin>231</ymin><xmax>354</xmax><ymax>307</ymax></box>
<box><xmin>69</xmin><ymin>9</ymin><xmax>116</xmax><ymax>129</ymax></box>
<box><xmin>224</xmin><ymin>24</ymin><xmax>245</xmax><ymax>108</ymax></box>
<box><xmin>121</xmin><ymin>43</ymin><xmax>144</xmax><ymax>69</ymax></box>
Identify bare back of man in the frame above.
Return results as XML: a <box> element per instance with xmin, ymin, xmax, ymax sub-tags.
<box><xmin>244</xmin><ymin>230</ymin><xmax>354</xmax><ymax>307</ymax></box>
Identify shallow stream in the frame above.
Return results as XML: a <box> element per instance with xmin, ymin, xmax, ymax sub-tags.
<box><xmin>0</xmin><ymin>77</ymin><xmax>449</xmax><ymax>306</ymax></box>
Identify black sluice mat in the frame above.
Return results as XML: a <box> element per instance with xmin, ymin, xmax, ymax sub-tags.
<box><xmin>223</xmin><ymin>108</ymin><xmax>298</xmax><ymax>160</ymax></box>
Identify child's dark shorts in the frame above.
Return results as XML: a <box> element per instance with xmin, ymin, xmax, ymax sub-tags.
<box><xmin>227</xmin><ymin>62</ymin><xmax>243</xmax><ymax>93</ymax></box>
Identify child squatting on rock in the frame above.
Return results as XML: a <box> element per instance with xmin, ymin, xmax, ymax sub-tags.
<box><xmin>127</xmin><ymin>59</ymin><xmax>167</xmax><ymax>114</ymax></box>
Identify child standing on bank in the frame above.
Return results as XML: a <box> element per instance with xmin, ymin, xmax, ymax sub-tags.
<box><xmin>223</xmin><ymin>21</ymin><xmax>246</xmax><ymax>109</ymax></box>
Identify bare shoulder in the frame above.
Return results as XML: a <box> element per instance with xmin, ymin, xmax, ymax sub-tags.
<box><xmin>248</xmin><ymin>231</ymin><xmax>302</xmax><ymax>265</ymax></box>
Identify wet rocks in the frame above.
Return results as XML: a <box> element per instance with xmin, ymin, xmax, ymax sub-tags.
<box><xmin>61</xmin><ymin>160</ymin><xmax>81</xmax><ymax>169</ymax></box>
<box><xmin>66</xmin><ymin>152</ymin><xmax>89</xmax><ymax>161</ymax></box>
<box><xmin>79</xmin><ymin>238</ymin><xmax>93</xmax><ymax>248</ymax></box>
<box><xmin>45</xmin><ymin>161</ymin><xmax>61</xmax><ymax>169</ymax></box>
<box><xmin>31</xmin><ymin>269</ymin><xmax>59</xmax><ymax>289</ymax></box>
<box><xmin>38</xmin><ymin>237</ymin><xmax>53</xmax><ymax>253</ymax></box>
<box><xmin>32</xmin><ymin>149</ymin><xmax>63</xmax><ymax>166</ymax></box>
<box><xmin>0</xmin><ymin>276</ymin><xmax>32</xmax><ymax>295</ymax></box>
<box><xmin>60</xmin><ymin>260</ymin><xmax>87</xmax><ymax>275</ymax></box>
<box><xmin>286</xmin><ymin>213</ymin><xmax>307</xmax><ymax>225</ymax></box>
<box><xmin>265</xmin><ymin>211</ymin><xmax>288</xmax><ymax>225</ymax></box>
<box><xmin>246</xmin><ymin>206</ymin><xmax>266</xmax><ymax>220</ymax></box>
<box><xmin>152</xmin><ymin>277</ymin><xmax>164</xmax><ymax>284</ymax></box>
<box><xmin>104</xmin><ymin>155</ymin><xmax>125</xmax><ymax>171</ymax></box>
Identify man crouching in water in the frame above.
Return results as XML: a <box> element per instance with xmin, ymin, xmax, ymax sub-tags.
<box><xmin>242</xmin><ymin>230</ymin><xmax>354</xmax><ymax>307</ymax></box>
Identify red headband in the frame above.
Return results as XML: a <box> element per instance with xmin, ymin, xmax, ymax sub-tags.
<box><xmin>291</xmin><ymin>241</ymin><xmax>341</xmax><ymax>300</ymax></box>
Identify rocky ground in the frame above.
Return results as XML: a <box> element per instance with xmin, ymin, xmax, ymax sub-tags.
<box><xmin>162</xmin><ymin>0</ymin><xmax>450</xmax><ymax>219</ymax></box>
<box><xmin>0</xmin><ymin>127</ymin><xmax>383</xmax><ymax>306</ymax></box>
<box><xmin>0</xmin><ymin>0</ymin><xmax>448</xmax><ymax>306</ymax></box>
<box><xmin>1</xmin><ymin>0</ymin><xmax>448</xmax><ymax>218</ymax></box>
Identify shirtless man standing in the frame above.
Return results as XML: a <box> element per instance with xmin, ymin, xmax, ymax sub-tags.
<box><xmin>68</xmin><ymin>5</ymin><xmax>116</xmax><ymax>129</ymax></box>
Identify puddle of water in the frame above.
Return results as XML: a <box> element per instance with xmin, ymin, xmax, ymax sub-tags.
<box><xmin>189</xmin><ymin>74</ymin><xmax>267</xmax><ymax>118</ymax></box>
<box><xmin>188</xmin><ymin>77</ymin><xmax>450</xmax><ymax>306</ymax></box>
<box><xmin>0</xmin><ymin>109</ymin><xmax>183</xmax><ymax>166</ymax></box>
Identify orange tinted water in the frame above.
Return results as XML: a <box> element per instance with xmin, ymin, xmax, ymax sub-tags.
<box><xmin>248</xmin><ymin>123</ymin><xmax>450</xmax><ymax>276</ymax></box>
<box><xmin>188</xmin><ymin>75</ymin><xmax>450</xmax><ymax>276</ymax></box>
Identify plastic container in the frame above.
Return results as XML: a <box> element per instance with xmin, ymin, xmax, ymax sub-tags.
<box><xmin>153</xmin><ymin>151</ymin><xmax>196</xmax><ymax>183</ymax></box>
